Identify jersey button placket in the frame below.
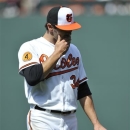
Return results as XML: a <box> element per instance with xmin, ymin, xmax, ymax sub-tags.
<box><xmin>62</xmin><ymin>75</ymin><xmax>66</xmax><ymax>112</ymax></box>
<box><xmin>60</xmin><ymin>76</ymin><xmax>64</xmax><ymax>112</ymax></box>
<box><xmin>62</xmin><ymin>75</ymin><xmax>65</xmax><ymax>112</ymax></box>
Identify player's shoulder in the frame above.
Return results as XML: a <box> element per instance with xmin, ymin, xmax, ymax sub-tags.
<box><xmin>70</xmin><ymin>43</ymin><xmax>80</xmax><ymax>52</ymax></box>
<box><xmin>69</xmin><ymin>43</ymin><xmax>82</xmax><ymax>57</ymax></box>
<box><xmin>19</xmin><ymin>37</ymin><xmax>41</xmax><ymax>50</ymax></box>
<box><xmin>70</xmin><ymin>43</ymin><xmax>78</xmax><ymax>49</ymax></box>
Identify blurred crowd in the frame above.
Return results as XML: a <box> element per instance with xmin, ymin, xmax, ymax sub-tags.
<box><xmin>0</xmin><ymin>0</ymin><xmax>130</xmax><ymax>18</ymax></box>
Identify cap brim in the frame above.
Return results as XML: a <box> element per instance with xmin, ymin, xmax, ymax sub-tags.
<box><xmin>55</xmin><ymin>22</ymin><xmax>81</xmax><ymax>31</ymax></box>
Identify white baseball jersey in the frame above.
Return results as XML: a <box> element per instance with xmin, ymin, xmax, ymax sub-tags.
<box><xmin>18</xmin><ymin>37</ymin><xmax>88</xmax><ymax>111</ymax></box>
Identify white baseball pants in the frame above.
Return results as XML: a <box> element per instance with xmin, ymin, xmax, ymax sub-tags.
<box><xmin>27</xmin><ymin>109</ymin><xmax>78</xmax><ymax>130</ymax></box>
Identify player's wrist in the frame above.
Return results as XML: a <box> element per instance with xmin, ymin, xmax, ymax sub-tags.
<box><xmin>53</xmin><ymin>50</ymin><xmax>63</xmax><ymax>59</ymax></box>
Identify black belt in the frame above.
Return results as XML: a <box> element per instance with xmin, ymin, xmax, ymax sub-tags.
<box><xmin>35</xmin><ymin>105</ymin><xmax>76</xmax><ymax>115</ymax></box>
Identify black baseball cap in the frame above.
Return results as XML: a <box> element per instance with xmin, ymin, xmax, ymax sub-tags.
<box><xmin>47</xmin><ymin>6</ymin><xmax>81</xmax><ymax>30</ymax></box>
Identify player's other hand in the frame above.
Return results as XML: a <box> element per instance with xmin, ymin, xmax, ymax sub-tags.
<box><xmin>94</xmin><ymin>122</ymin><xmax>107</xmax><ymax>130</ymax></box>
<box><xmin>55</xmin><ymin>35</ymin><xmax>69</xmax><ymax>56</ymax></box>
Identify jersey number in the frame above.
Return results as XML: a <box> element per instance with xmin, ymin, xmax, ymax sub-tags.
<box><xmin>70</xmin><ymin>75</ymin><xmax>79</xmax><ymax>89</ymax></box>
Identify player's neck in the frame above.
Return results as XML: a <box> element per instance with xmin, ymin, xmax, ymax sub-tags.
<box><xmin>43</xmin><ymin>32</ymin><xmax>56</xmax><ymax>45</ymax></box>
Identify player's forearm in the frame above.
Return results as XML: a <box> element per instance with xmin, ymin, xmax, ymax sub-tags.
<box><xmin>79</xmin><ymin>95</ymin><xmax>99</xmax><ymax>125</ymax></box>
<box><xmin>42</xmin><ymin>51</ymin><xmax>62</xmax><ymax>78</ymax></box>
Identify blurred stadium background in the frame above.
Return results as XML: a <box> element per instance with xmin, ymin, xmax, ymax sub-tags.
<box><xmin>0</xmin><ymin>0</ymin><xmax>130</xmax><ymax>17</ymax></box>
<box><xmin>0</xmin><ymin>0</ymin><xmax>129</xmax><ymax>130</ymax></box>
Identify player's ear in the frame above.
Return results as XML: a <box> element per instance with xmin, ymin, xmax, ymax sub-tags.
<box><xmin>47</xmin><ymin>23</ymin><xmax>53</xmax><ymax>32</ymax></box>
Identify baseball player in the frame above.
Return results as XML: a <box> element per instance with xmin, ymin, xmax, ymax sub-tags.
<box><xmin>18</xmin><ymin>6</ymin><xmax>107</xmax><ymax>130</ymax></box>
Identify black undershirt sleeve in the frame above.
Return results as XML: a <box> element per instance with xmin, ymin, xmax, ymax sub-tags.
<box><xmin>77</xmin><ymin>81</ymin><xmax>92</xmax><ymax>100</ymax></box>
<box><xmin>22</xmin><ymin>64</ymin><xmax>44</xmax><ymax>86</ymax></box>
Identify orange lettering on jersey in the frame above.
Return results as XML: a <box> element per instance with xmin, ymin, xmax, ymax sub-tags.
<box><xmin>61</xmin><ymin>58</ymin><xmax>66</xmax><ymax>69</ymax></box>
<box><xmin>66</xmin><ymin>54</ymin><xmax>72</xmax><ymax>67</ymax></box>
<box><xmin>54</xmin><ymin>53</ymin><xmax>79</xmax><ymax>70</ymax></box>
<box><xmin>39</xmin><ymin>54</ymin><xmax>48</xmax><ymax>63</ymax></box>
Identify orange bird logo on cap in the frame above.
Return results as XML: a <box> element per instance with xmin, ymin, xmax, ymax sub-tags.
<box><xmin>66</xmin><ymin>14</ymin><xmax>72</xmax><ymax>22</ymax></box>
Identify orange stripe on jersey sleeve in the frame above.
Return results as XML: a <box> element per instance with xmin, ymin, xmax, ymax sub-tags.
<box><xmin>79</xmin><ymin>77</ymin><xmax>88</xmax><ymax>84</ymax></box>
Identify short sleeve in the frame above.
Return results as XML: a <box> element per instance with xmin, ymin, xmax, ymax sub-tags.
<box><xmin>18</xmin><ymin>41</ymin><xmax>39</xmax><ymax>75</ymax></box>
<box><xmin>78</xmin><ymin>53</ymin><xmax>88</xmax><ymax>84</ymax></box>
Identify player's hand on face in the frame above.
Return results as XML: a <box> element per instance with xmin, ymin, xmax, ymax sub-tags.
<box><xmin>55</xmin><ymin>35</ymin><xmax>69</xmax><ymax>56</ymax></box>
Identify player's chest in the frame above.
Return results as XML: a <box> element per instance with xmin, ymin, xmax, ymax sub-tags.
<box><xmin>54</xmin><ymin>53</ymin><xmax>79</xmax><ymax>71</ymax></box>
<box><xmin>36</xmin><ymin>46</ymin><xmax>79</xmax><ymax>71</ymax></box>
